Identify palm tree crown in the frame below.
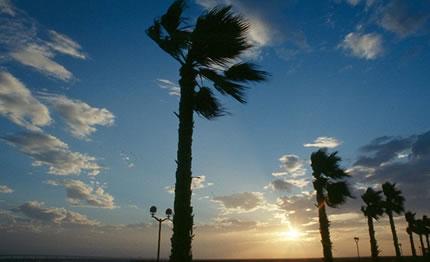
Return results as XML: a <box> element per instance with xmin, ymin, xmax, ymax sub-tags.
<box><xmin>361</xmin><ymin>188</ymin><xmax>384</xmax><ymax>219</ymax></box>
<box><xmin>311</xmin><ymin>149</ymin><xmax>353</xmax><ymax>207</ymax></box>
<box><xmin>147</xmin><ymin>0</ymin><xmax>268</xmax><ymax>118</ymax></box>
<box><xmin>382</xmin><ymin>182</ymin><xmax>405</xmax><ymax>215</ymax></box>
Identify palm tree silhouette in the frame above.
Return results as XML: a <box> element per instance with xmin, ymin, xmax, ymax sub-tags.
<box><xmin>361</xmin><ymin>187</ymin><xmax>384</xmax><ymax>261</ymax></box>
<box><xmin>147</xmin><ymin>1</ymin><xmax>268</xmax><ymax>261</ymax></box>
<box><xmin>382</xmin><ymin>182</ymin><xmax>405</xmax><ymax>259</ymax></box>
<box><xmin>311</xmin><ymin>149</ymin><xmax>353</xmax><ymax>262</ymax></box>
<box><xmin>423</xmin><ymin>215</ymin><xmax>430</xmax><ymax>255</ymax></box>
<box><xmin>405</xmin><ymin>211</ymin><xmax>417</xmax><ymax>257</ymax></box>
<box><xmin>415</xmin><ymin>218</ymin><xmax>427</xmax><ymax>256</ymax></box>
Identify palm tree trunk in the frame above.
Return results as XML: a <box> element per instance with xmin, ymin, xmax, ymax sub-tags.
<box><xmin>170</xmin><ymin>64</ymin><xmax>196</xmax><ymax>262</ymax></box>
<box><xmin>387</xmin><ymin>212</ymin><xmax>401</xmax><ymax>258</ymax></box>
<box><xmin>419</xmin><ymin>234</ymin><xmax>425</xmax><ymax>256</ymax></box>
<box><xmin>317</xmin><ymin>191</ymin><xmax>333</xmax><ymax>262</ymax></box>
<box><xmin>407</xmin><ymin>227</ymin><xmax>417</xmax><ymax>257</ymax></box>
<box><xmin>367</xmin><ymin>216</ymin><xmax>379</xmax><ymax>261</ymax></box>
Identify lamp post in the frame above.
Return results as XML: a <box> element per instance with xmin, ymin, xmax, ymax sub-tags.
<box><xmin>354</xmin><ymin>237</ymin><xmax>360</xmax><ymax>262</ymax></box>
<box><xmin>150</xmin><ymin>205</ymin><xmax>172</xmax><ymax>262</ymax></box>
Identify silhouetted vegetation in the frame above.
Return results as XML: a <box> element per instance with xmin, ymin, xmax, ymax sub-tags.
<box><xmin>405</xmin><ymin>211</ymin><xmax>417</xmax><ymax>257</ymax></box>
<box><xmin>146</xmin><ymin>1</ymin><xmax>268</xmax><ymax>261</ymax></box>
<box><xmin>361</xmin><ymin>187</ymin><xmax>385</xmax><ymax>261</ymax></box>
<box><xmin>382</xmin><ymin>182</ymin><xmax>405</xmax><ymax>259</ymax></box>
<box><xmin>310</xmin><ymin>149</ymin><xmax>353</xmax><ymax>262</ymax></box>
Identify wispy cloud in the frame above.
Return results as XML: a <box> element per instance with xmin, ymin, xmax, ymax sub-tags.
<box><xmin>212</xmin><ymin>191</ymin><xmax>275</xmax><ymax>214</ymax></box>
<box><xmin>0</xmin><ymin>1</ymin><xmax>85</xmax><ymax>81</ymax></box>
<box><xmin>272</xmin><ymin>154</ymin><xmax>306</xmax><ymax>177</ymax></box>
<box><xmin>156</xmin><ymin>79</ymin><xmax>180</xmax><ymax>97</ymax></box>
<box><xmin>0</xmin><ymin>71</ymin><xmax>51</xmax><ymax>131</ymax></box>
<box><xmin>47</xmin><ymin>30</ymin><xmax>87</xmax><ymax>59</ymax></box>
<box><xmin>46</xmin><ymin>179</ymin><xmax>115</xmax><ymax>209</ymax></box>
<box><xmin>0</xmin><ymin>185</ymin><xmax>13</xmax><ymax>193</ymax></box>
<box><xmin>339</xmin><ymin>32</ymin><xmax>383</xmax><ymax>60</ymax></box>
<box><xmin>2</xmin><ymin>131</ymin><xmax>102</xmax><ymax>176</ymax></box>
<box><xmin>304</xmin><ymin>136</ymin><xmax>342</xmax><ymax>148</ymax></box>
<box><xmin>13</xmin><ymin>201</ymin><xmax>99</xmax><ymax>226</ymax></box>
<box><xmin>40</xmin><ymin>93</ymin><xmax>114</xmax><ymax>140</ymax></box>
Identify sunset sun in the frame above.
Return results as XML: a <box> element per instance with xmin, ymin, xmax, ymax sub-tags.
<box><xmin>279</xmin><ymin>228</ymin><xmax>303</xmax><ymax>241</ymax></box>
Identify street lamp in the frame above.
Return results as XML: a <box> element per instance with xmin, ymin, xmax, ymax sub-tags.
<box><xmin>354</xmin><ymin>237</ymin><xmax>360</xmax><ymax>262</ymax></box>
<box><xmin>150</xmin><ymin>205</ymin><xmax>172</xmax><ymax>262</ymax></box>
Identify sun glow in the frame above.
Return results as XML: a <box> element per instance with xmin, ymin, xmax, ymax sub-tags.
<box><xmin>279</xmin><ymin>228</ymin><xmax>303</xmax><ymax>240</ymax></box>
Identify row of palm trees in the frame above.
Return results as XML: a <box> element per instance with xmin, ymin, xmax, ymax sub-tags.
<box><xmin>405</xmin><ymin>212</ymin><xmax>430</xmax><ymax>257</ymax></box>
<box><xmin>310</xmin><ymin>148</ymin><xmax>429</xmax><ymax>262</ymax></box>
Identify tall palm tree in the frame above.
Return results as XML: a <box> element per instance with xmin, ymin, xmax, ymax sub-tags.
<box><xmin>361</xmin><ymin>187</ymin><xmax>384</xmax><ymax>261</ymax></box>
<box><xmin>382</xmin><ymin>182</ymin><xmax>405</xmax><ymax>259</ymax></box>
<box><xmin>415</xmin><ymin>218</ymin><xmax>427</xmax><ymax>256</ymax></box>
<box><xmin>311</xmin><ymin>149</ymin><xmax>353</xmax><ymax>262</ymax></box>
<box><xmin>423</xmin><ymin>215</ymin><xmax>430</xmax><ymax>255</ymax></box>
<box><xmin>405</xmin><ymin>211</ymin><xmax>417</xmax><ymax>257</ymax></box>
<box><xmin>147</xmin><ymin>1</ymin><xmax>268</xmax><ymax>261</ymax></box>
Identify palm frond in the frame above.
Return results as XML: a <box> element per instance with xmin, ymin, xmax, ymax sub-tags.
<box><xmin>161</xmin><ymin>0</ymin><xmax>186</xmax><ymax>34</ymax></box>
<box><xmin>200</xmin><ymin>69</ymin><xmax>247</xmax><ymax>103</ymax></box>
<box><xmin>224</xmin><ymin>62</ymin><xmax>269</xmax><ymax>82</ymax></box>
<box><xmin>190</xmin><ymin>6</ymin><xmax>251</xmax><ymax>67</ymax></box>
<box><xmin>193</xmin><ymin>87</ymin><xmax>225</xmax><ymax>119</ymax></box>
<box><xmin>326</xmin><ymin>181</ymin><xmax>353</xmax><ymax>208</ymax></box>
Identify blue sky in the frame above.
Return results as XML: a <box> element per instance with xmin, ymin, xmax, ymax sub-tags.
<box><xmin>0</xmin><ymin>0</ymin><xmax>430</xmax><ymax>259</ymax></box>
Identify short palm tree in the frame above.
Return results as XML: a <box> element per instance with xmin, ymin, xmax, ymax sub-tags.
<box><xmin>423</xmin><ymin>215</ymin><xmax>430</xmax><ymax>255</ymax></box>
<box><xmin>382</xmin><ymin>182</ymin><xmax>405</xmax><ymax>259</ymax></box>
<box><xmin>311</xmin><ymin>149</ymin><xmax>353</xmax><ymax>262</ymax></box>
<box><xmin>414</xmin><ymin>218</ymin><xmax>427</xmax><ymax>256</ymax></box>
<box><xmin>361</xmin><ymin>187</ymin><xmax>384</xmax><ymax>261</ymax></box>
<box><xmin>405</xmin><ymin>211</ymin><xmax>417</xmax><ymax>257</ymax></box>
<box><xmin>147</xmin><ymin>1</ymin><xmax>268</xmax><ymax>261</ymax></box>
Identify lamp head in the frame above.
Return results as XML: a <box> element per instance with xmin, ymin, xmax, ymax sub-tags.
<box><xmin>165</xmin><ymin>208</ymin><xmax>173</xmax><ymax>218</ymax></box>
<box><xmin>150</xmin><ymin>205</ymin><xmax>157</xmax><ymax>216</ymax></box>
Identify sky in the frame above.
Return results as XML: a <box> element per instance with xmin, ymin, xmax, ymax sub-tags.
<box><xmin>0</xmin><ymin>0</ymin><xmax>430</xmax><ymax>259</ymax></box>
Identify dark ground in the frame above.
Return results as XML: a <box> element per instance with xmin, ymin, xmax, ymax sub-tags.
<box><xmin>0</xmin><ymin>257</ymin><xmax>428</xmax><ymax>262</ymax></box>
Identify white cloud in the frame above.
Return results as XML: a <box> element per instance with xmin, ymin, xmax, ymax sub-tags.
<box><xmin>10</xmin><ymin>44</ymin><xmax>73</xmax><ymax>81</ymax></box>
<box><xmin>0</xmin><ymin>71</ymin><xmax>51</xmax><ymax>131</ymax></box>
<box><xmin>212</xmin><ymin>192</ymin><xmax>269</xmax><ymax>213</ymax></box>
<box><xmin>47</xmin><ymin>30</ymin><xmax>86</xmax><ymax>59</ymax></box>
<box><xmin>339</xmin><ymin>32</ymin><xmax>383</xmax><ymax>60</ymax></box>
<box><xmin>156</xmin><ymin>79</ymin><xmax>180</xmax><ymax>97</ymax></box>
<box><xmin>2</xmin><ymin>131</ymin><xmax>102</xmax><ymax>176</ymax></box>
<box><xmin>0</xmin><ymin>1</ymin><xmax>85</xmax><ymax>81</ymax></box>
<box><xmin>47</xmin><ymin>179</ymin><xmax>115</xmax><ymax>209</ymax></box>
<box><xmin>14</xmin><ymin>201</ymin><xmax>99</xmax><ymax>226</ymax></box>
<box><xmin>40</xmin><ymin>94</ymin><xmax>114</xmax><ymax>140</ymax></box>
<box><xmin>304</xmin><ymin>136</ymin><xmax>342</xmax><ymax>148</ymax></box>
<box><xmin>275</xmin><ymin>154</ymin><xmax>305</xmax><ymax>177</ymax></box>
<box><xmin>0</xmin><ymin>185</ymin><xmax>13</xmax><ymax>193</ymax></box>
